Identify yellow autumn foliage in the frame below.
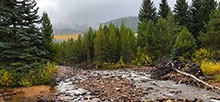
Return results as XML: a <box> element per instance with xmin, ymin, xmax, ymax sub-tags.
<box><xmin>54</xmin><ymin>34</ymin><xmax>83</xmax><ymax>41</ymax></box>
<box><xmin>201</xmin><ymin>61</ymin><xmax>220</xmax><ymax>76</ymax></box>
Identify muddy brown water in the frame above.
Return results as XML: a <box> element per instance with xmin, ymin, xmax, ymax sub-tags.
<box><xmin>0</xmin><ymin>85</ymin><xmax>56</xmax><ymax>102</ymax></box>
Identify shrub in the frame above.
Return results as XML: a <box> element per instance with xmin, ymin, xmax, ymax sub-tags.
<box><xmin>36</xmin><ymin>62</ymin><xmax>59</xmax><ymax>85</ymax></box>
<box><xmin>193</xmin><ymin>48</ymin><xmax>210</xmax><ymax>63</ymax></box>
<box><xmin>192</xmin><ymin>48</ymin><xmax>220</xmax><ymax>63</ymax></box>
<box><xmin>132</xmin><ymin>47</ymin><xmax>153</xmax><ymax>66</ymax></box>
<box><xmin>18</xmin><ymin>74</ymin><xmax>32</xmax><ymax>87</ymax></box>
<box><xmin>215</xmin><ymin>74</ymin><xmax>220</xmax><ymax>82</ymax></box>
<box><xmin>0</xmin><ymin>69</ymin><xmax>12</xmax><ymax>86</ymax></box>
<box><xmin>0</xmin><ymin>62</ymin><xmax>58</xmax><ymax>87</ymax></box>
<box><xmin>171</xmin><ymin>27</ymin><xmax>196</xmax><ymax>61</ymax></box>
<box><xmin>201</xmin><ymin>61</ymin><xmax>220</xmax><ymax>76</ymax></box>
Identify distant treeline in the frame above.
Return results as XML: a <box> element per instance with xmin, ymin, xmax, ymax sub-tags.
<box><xmin>57</xmin><ymin>0</ymin><xmax>220</xmax><ymax>66</ymax></box>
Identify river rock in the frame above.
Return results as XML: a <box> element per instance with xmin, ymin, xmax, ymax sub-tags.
<box><xmin>4</xmin><ymin>96</ymin><xmax>12</xmax><ymax>101</ymax></box>
<box><xmin>0</xmin><ymin>96</ymin><xmax>4</xmax><ymax>101</ymax></box>
<box><xmin>72</xmin><ymin>88</ymin><xmax>87</xmax><ymax>96</ymax></box>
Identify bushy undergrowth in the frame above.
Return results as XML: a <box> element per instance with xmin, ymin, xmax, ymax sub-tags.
<box><xmin>131</xmin><ymin>47</ymin><xmax>153</xmax><ymax>66</ymax></box>
<box><xmin>0</xmin><ymin>69</ymin><xmax>12</xmax><ymax>86</ymax></box>
<box><xmin>193</xmin><ymin>48</ymin><xmax>220</xmax><ymax>63</ymax></box>
<box><xmin>201</xmin><ymin>61</ymin><xmax>220</xmax><ymax>82</ymax></box>
<box><xmin>201</xmin><ymin>61</ymin><xmax>220</xmax><ymax>76</ymax></box>
<box><xmin>0</xmin><ymin>62</ymin><xmax>58</xmax><ymax>87</ymax></box>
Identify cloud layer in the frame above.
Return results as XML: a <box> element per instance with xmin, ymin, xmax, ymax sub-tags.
<box><xmin>36</xmin><ymin>0</ymin><xmax>189</xmax><ymax>29</ymax></box>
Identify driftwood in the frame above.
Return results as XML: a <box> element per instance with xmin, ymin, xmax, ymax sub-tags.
<box><xmin>169</xmin><ymin>62</ymin><xmax>220</xmax><ymax>94</ymax></box>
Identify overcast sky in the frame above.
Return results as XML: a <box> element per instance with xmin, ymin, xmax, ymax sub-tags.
<box><xmin>35</xmin><ymin>0</ymin><xmax>191</xmax><ymax>29</ymax></box>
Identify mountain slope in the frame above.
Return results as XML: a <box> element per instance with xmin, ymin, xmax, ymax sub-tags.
<box><xmin>103</xmin><ymin>16</ymin><xmax>139</xmax><ymax>32</ymax></box>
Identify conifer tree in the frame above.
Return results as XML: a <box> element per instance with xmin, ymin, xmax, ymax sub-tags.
<box><xmin>167</xmin><ymin>11</ymin><xmax>181</xmax><ymax>45</ymax></box>
<box><xmin>190</xmin><ymin>0</ymin><xmax>217</xmax><ymax>39</ymax></box>
<box><xmin>141</xmin><ymin>20</ymin><xmax>157</xmax><ymax>57</ymax></box>
<box><xmin>137</xmin><ymin>21</ymin><xmax>148</xmax><ymax>48</ymax></box>
<box><xmin>138</xmin><ymin>0</ymin><xmax>157</xmax><ymax>23</ymax></box>
<box><xmin>41</xmin><ymin>12</ymin><xmax>57</xmax><ymax>62</ymax></box>
<box><xmin>83</xmin><ymin>28</ymin><xmax>95</xmax><ymax>63</ymax></box>
<box><xmin>107</xmin><ymin>23</ymin><xmax>120</xmax><ymax>63</ymax></box>
<box><xmin>155</xmin><ymin>17</ymin><xmax>172</xmax><ymax>58</ymax></box>
<box><xmin>158</xmin><ymin>0</ymin><xmax>170</xmax><ymax>18</ymax></box>
<box><xmin>41</xmin><ymin>12</ymin><xmax>53</xmax><ymax>44</ymax></box>
<box><xmin>94</xmin><ymin>25</ymin><xmax>107</xmax><ymax>66</ymax></box>
<box><xmin>120</xmin><ymin>22</ymin><xmax>136</xmax><ymax>63</ymax></box>
<box><xmin>0</xmin><ymin>0</ymin><xmax>49</xmax><ymax>71</ymax></box>
<box><xmin>103</xmin><ymin>24</ymin><xmax>109</xmax><ymax>37</ymax></box>
<box><xmin>199</xmin><ymin>10</ymin><xmax>220</xmax><ymax>51</ymax></box>
<box><xmin>171</xmin><ymin>27</ymin><xmax>196</xmax><ymax>60</ymax></box>
<box><xmin>173</xmin><ymin>0</ymin><xmax>190</xmax><ymax>27</ymax></box>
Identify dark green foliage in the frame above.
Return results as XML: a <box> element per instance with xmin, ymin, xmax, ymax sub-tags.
<box><xmin>0</xmin><ymin>0</ymin><xmax>49</xmax><ymax>71</ymax></box>
<box><xmin>173</xmin><ymin>0</ymin><xmax>190</xmax><ymax>27</ymax></box>
<box><xmin>138</xmin><ymin>0</ymin><xmax>157</xmax><ymax>23</ymax></box>
<box><xmin>139</xmin><ymin>18</ymin><xmax>173</xmax><ymax>60</ymax></box>
<box><xmin>141</xmin><ymin>20</ymin><xmax>157</xmax><ymax>56</ymax></box>
<box><xmin>0</xmin><ymin>0</ymin><xmax>57</xmax><ymax>87</ymax></box>
<box><xmin>120</xmin><ymin>22</ymin><xmax>136</xmax><ymax>63</ymax></box>
<box><xmin>171</xmin><ymin>27</ymin><xmax>196</xmax><ymax>60</ymax></box>
<box><xmin>137</xmin><ymin>20</ymin><xmax>149</xmax><ymax>48</ymax></box>
<box><xmin>199</xmin><ymin>10</ymin><xmax>220</xmax><ymax>51</ymax></box>
<box><xmin>57</xmin><ymin>22</ymin><xmax>137</xmax><ymax>66</ymax></box>
<box><xmin>94</xmin><ymin>25</ymin><xmax>108</xmax><ymax>65</ymax></box>
<box><xmin>167</xmin><ymin>11</ymin><xmax>182</xmax><ymax>46</ymax></box>
<box><xmin>107</xmin><ymin>23</ymin><xmax>120</xmax><ymax>63</ymax></box>
<box><xmin>190</xmin><ymin>0</ymin><xmax>217</xmax><ymax>39</ymax></box>
<box><xmin>158</xmin><ymin>0</ymin><xmax>170</xmax><ymax>18</ymax></box>
<box><xmin>83</xmin><ymin>28</ymin><xmax>96</xmax><ymax>63</ymax></box>
<box><xmin>41</xmin><ymin>12</ymin><xmax>53</xmax><ymax>44</ymax></box>
<box><xmin>41</xmin><ymin>12</ymin><xmax>58</xmax><ymax>62</ymax></box>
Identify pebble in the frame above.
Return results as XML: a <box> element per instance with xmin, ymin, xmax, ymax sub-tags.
<box><xmin>53</xmin><ymin>67</ymin><xmax>220</xmax><ymax>102</ymax></box>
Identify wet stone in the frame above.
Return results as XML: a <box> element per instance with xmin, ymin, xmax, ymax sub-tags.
<box><xmin>4</xmin><ymin>96</ymin><xmax>12</xmax><ymax>101</ymax></box>
<box><xmin>3</xmin><ymin>92</ymin><xmax>13</xmax><ymax>96</ymax></box>
<box><xmin>0</xmin><ymin>97</ymin><xmax>4</xmax><ymax>101</ymax></box>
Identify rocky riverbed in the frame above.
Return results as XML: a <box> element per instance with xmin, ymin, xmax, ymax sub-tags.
<box><xmin>54</xmin><ymin>66</ymin><xmax>220</xmax><ymax>102</ymax></box>
<box><xmin>1</xmin><ymin>66</ymin><xmax>220</xmax><ymax>102</ymax></box>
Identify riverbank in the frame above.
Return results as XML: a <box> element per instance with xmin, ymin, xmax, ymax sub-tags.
<box><xmin>1</xmin><ymin>66</ymin><xmax>220</xmax><ymax>102</ymax></box>
<box><xmin>54</xmin><ymin>66</ymin><xmax>220</xmax><ymax>102</ymax></box>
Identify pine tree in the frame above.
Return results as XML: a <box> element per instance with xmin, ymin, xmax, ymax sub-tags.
<box><xmin>83</xmin><ymin>28</ymin><xmax>95</xmax><ymax>63</ymax></box>
<box><xmin>155</xmin><ymin>17</ymin><xmax>172</xmax><ymax>58</ymax></box>
<box><xmin>138</xmin><ymin>0</ymin><xmax>157</xmax><ymax>23</ymax></box>
<box><xmin>0</xmin><ymin>0</ymin><xmax>49</xmax><ymax>71</ymax></box>
<box><xmin>41</xmin><ymin>12</ymin><xmax>53</xmax><ymax>44</ymax></box>
<box><xmin>158</xmin><ymin>0</ymin><xmax>170</xmax><ymax>18</ymax></box>
<box><xmin>173</xmin><ymin>0</ymin><xmax>190</xmax><ymax>27</ymax></box>
<box><xmin>120</xmin><ymin>22</ymin><xmax>136</xmax><ymax>63</ymax></box>
<box><xmin>107</xmin><ymin>23</ymin><xmax>120</xmax><ymax>63</ymax></box>
<box><xmin>167</xmin><ymin>11</ymin><xmax>181</xmax><ymax>45</ymax></box>
<box><xmin>142</xmin><ymin>20</ymin><xmax>157</xmax><ymax>57</ymax></box>
<box><xmin>41</xmin><ymin>12</ymin><xmax>57</xmax><ymax>62</ymax></box>
<box><xmin>171</xmin><ymin>27</ymin><xmax>196</xmax><ymax>60</ymax></box>
<box><xmin>137</xmin><ymin>21</ymin><xmax>148</xmax><ymax>48</ymax></box>
<box><xmin>199</xmin><ymin>10</ymin><xmax>220</xmax><ymax>51</ymax></box>
<box><xmin>94</xmin><ymin>25</ymin><xmax>107</xmax><ymax>66</ymax></box>
<box><xmin>103</xmin><ymin>24</ymin><xmax>109</xmax><ymax>37</ymax></box>
<box><xmin>190</xmin><ymin>0</ymin><xmax>217</xmax><ymax>39</ymax></box>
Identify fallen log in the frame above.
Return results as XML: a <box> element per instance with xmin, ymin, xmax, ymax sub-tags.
<box><xmin>169</xmin><ymin>62</ymin><xmax>220</xmax><ymax>94</ymax></box>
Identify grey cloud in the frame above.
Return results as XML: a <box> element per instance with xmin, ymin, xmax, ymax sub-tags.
<box><xmin>36</xmin><ymin>0</ymin><xmax>193</xmax><ymax>31</ymax></box>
